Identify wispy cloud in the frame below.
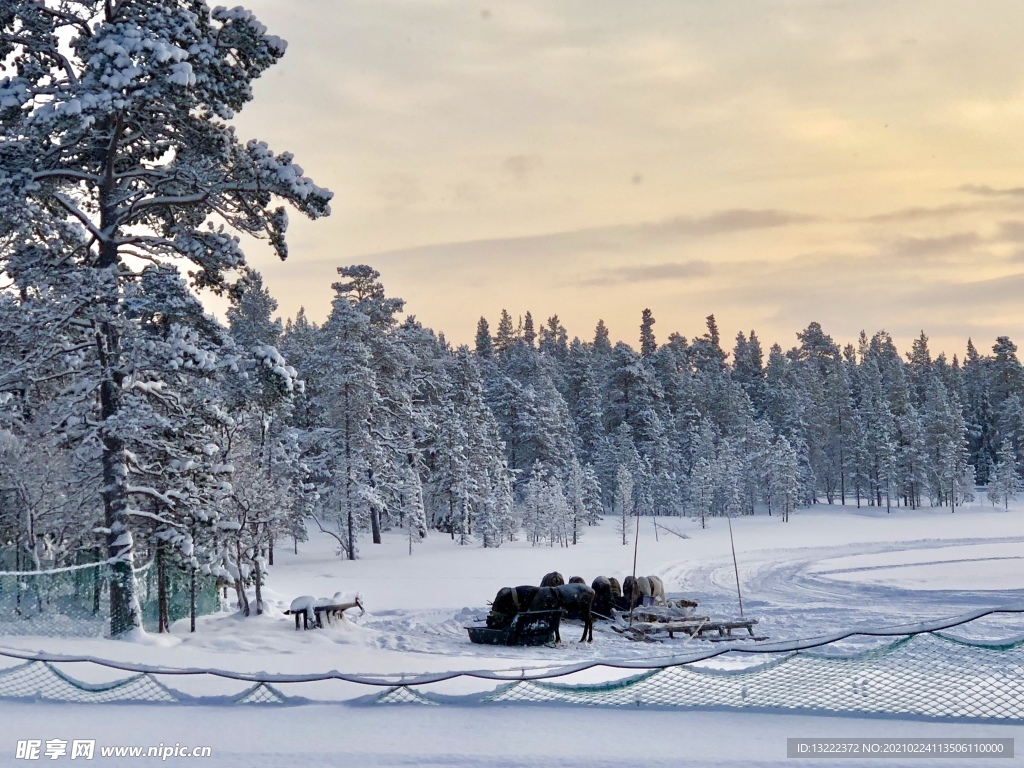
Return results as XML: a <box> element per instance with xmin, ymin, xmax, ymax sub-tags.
<box><xmin>886</xmin><ymin>232</ymin><xmax>981</xmax><ymax>258</ymax></box>
<box><xmin>855</xmin><ymin>202</ymin><xmax>990</xmax><ymax>224</ymax></box>
<box><xmin>580</xmin><ymin>260</ymin><xmax>712</xmax><ymax>286</ymax></box>
<box><xmin>355</xmin><ymin>208</ymin><xmax>818</xmax><ymax>265</ymax></box>
<box><xmin>997</xmin><ymin>221</ymin><xmax>1024</xmax><ymax>242</ymax></box>
<box><xmin>630</xmin><ymin>209</ymin><xmax>819</xmax><ymax>240</ymax></box>
<box><xmin>960</xmin><ymin>184</ymin><xmax>1024</xmax><ymax>198</ymax></box>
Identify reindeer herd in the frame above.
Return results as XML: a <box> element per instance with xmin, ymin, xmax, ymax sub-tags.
<box><xmin>486</xmin><ymin>571</ymin><xmax>667</xmax><ymax>643</ymax></box>
<box><xmin>284</xmin><ymin>570</ymin><xmax>667</xmax><ymax>645</ymax></box>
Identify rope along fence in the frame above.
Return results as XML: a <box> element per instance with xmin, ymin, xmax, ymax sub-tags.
<box><xmin>0</xmin><ymin>560</ymin><xmax>220</xmax><ymax>637</ymax></box>
<box><xmin>0</xmin><ymin>607</ymin><xmax>1021</xmax><ymax>719</ymax></box>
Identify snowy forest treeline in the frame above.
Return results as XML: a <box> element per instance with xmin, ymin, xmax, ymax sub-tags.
<box><xmin>0</xmin><ymin>0</ymin><xmax>1021</xmax><ymax>637</ymax></box>
<box><xmin>5</xmin><ymin>261</ymin><xmax>1023</xmax><ymax>587</ymax></box>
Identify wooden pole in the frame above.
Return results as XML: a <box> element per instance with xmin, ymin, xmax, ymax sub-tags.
<box><xmin>628</xmin><ymin>508</ymin><xmax>641</xmax><ymax>628</ymax></box>
<box><xmin>727</xmin><ymin>513</ymin><xmax>745</xmax><ymax>619</ymax></box>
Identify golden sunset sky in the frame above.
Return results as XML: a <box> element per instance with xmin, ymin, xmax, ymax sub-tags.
<box><xmin>229</xmin><ymin>0</ymin><xmax>1024</xmax><ymax>359</ymax></box>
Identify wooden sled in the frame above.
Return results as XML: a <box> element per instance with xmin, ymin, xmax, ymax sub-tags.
<box><xmin>466</xmin><ymin>609</ymin><xmax>562</xmax><ymax>646</ymax></box>
<box><xmin>613</xmin><ymin>613</ymin><xmax>767</xmax><ymax>642</ymax></box>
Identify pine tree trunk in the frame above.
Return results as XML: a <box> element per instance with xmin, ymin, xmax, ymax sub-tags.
<box><xmin>268</xmin><ymin>535</ymin><xmax>274</xmax><ymax>566</ymax></box>
<box><xmin>234</xmin><ymin>575</ymin><xmax>250</xmax><ymax>616</ymax></box>
<box><xmin>99</xmin><ymin>348</ymin><xmax>140</xmax><ymax>636</ymax></box>
<box><xmin>189</xmin><ymin>567</ymin><xmax>197</xmax><ymax>633</ymax></box>
<box><xmin>234</xmin><ymin>542</ymin><xmax>250</xmax><ymax>616</ymax></box>
<box><xmin>253</xmin><ymin>556</ymin><xmax>264</xmax><ymax>615</ymax></box>
<box><xmin>347</xmin><ymin>503</ymin><xmax>355</xmax><ymax>561</ymax></box>
<box><xmin>839</xmin><ymin>442</ymin><xmax>846</xmax><ymax>505</ymax></box>
<box><xmin>92</xmin><ymin>565</ymin><xmax>101</xmax><ymax>615</ymax></box>
<box><xmin>344</xmin><ymin>391</ymin><xmax>356</xmax><ymax>559</ymax></box>
<box><xmin>156</xmin><ymin>543</ymin><xmax>169</xmax><ymax>633</ymax></box>
<box><xmin>97</xmin><ymin>130</ymin><xmax>140</xmax><ymax>638</ymax></box>
<box><xmin>369</xmin><ymin>468</ymin><xmax>382</xmax><ymax>544</ymax></box>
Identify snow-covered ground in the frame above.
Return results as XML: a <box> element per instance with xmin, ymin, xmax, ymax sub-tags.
<box><xmin>2</xmin><ymin>701</ymin><xmax>1018</xmax><ymax>767</ymax></box>
<box><xmin>3</xmin><ymin>501</ymin><xmax>1023</xmax><ymax>765</ymax></box>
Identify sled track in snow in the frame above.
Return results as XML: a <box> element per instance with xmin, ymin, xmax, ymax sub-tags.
<box><xmin>661</xmin><ymin>535</ymin><xmax>1024</xmax><ymax>643</ymax></box>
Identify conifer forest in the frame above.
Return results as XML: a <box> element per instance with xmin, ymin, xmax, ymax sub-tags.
<box><xmin>5</xmin><ymin>256</ymin><xmax>1023</xmax><ymax>612</ymax></box>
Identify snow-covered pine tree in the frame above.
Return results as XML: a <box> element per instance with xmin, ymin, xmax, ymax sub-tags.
<box><xmin>961</xmin><ymin>338</ymin><xmax>997</xmax><ymax>483</ymax></box>
<box><xmin>564</xmin><ymin>456</ymin><xmax>588</xmax><ymax>545</ymax></box>
<box><xmin>563</xmin><ymin>339</ymin><xmax>605</xmax><ymax>465</ymax></box>
<box><xmin>689</xmin><ymin>456</ymin><xmax>715</xmax><ymax>529</ymax></box>
<box><xmin>447</xmin><ymin>347</ymin><xmax>514</xmax><ymax>546</ymax></box>
<box><xmin>0</xmin><ymin>1</ymin><xmax>330</xmax><ymax>635</ymax></box>
<box><xmin>989</xmin><ymin>439</ymin><xmax>1019</xmax><ymax>510</ymax></box>
<box><xmin>222</xmin><ymin>273</ymin><xmax>306</xmax><ymax>613</ymax></box>
<box><xmin>543</xmin><ymin>474</ymin><xmax>572</xmax><ymax>547</ymax></box>
<box><xmin>614</xmin><ymin>463</ymin><xmax>635</xmax><ymax>545</ymax></box>
<box><xmin>225</xmin><ymin>272</ymin><xmax>303</xmax><ymax>549</ymax></box>
<box><xmin>117</xmin><ymin>266</ymin><xmax>252</xmax><ymax>625</ymax></box>
<box><xmin>581</xmin><ymin>463</ymin><xmax>603</xmax><ymax>526</ymax></box>
<box><xmin>688</xmin><ymin>315</ymin><xmax>727</xmax><ymax>374</ymax></box>
<box><xmin>732</xmin><ymin>330</ymin><xmax>767</xmax><ymax>418</ymax></box>
<box><xmin>424</xmin><ymin>399</ymin><xmax>470</xmax><ymax>539</ymax></box>
<box><xmin>767</xmin><ymin>435</ymin><xmax>800</xmax><ymax>522</ymax></box>
<box><xmin>520</xmin><ymin>460</ymin><xmax>547</xmax><ymax>546</ymax></box>
<box><xmin>921</xmin><ymin>379</ymin><xmax>969</xmax><ymax>509</ymax></box>
<box><xmin>304</xmin><ymin>277</ymin><xmax>379</xmax><ymax>560</ymax></box>
<box><xmin>640</xmin><ymin>308</ymin><xmax>657</xmax><ymax>359</ymax></box>
<box><xmin>522</xmin><ymin>311</ymin><xmax>537</xmax><ymax>347</ymax></box>
<box><xmin>539</xmin><ymin>315</ymin><xmax>569</xmax><ymax>361</ymax></box>
<box><xmin>593</xmin><ymin>319</ymin><xmax>612</xmax><ymax>357</ymax></box>
<box><xmin>494</xmin><ymin>310</ymin><xmax>516</xmax><ymax>354</ymax></box>
<box><xmin>475</xmin><ymin>317</ymin><xmax>494</xmax><ymax>357</ymax></box>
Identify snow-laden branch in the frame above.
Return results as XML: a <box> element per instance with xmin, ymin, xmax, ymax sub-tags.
<box><xmin>124</xmin><ymin>507</ymin><xmax>184</xmax><ymax>529</ymax></box>
<box><xmin>125</xmin><ymin>484</ymin><xmax>179</xmax><ymax>508</ymax></box>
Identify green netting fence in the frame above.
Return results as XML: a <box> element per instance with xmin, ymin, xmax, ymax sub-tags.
<box><xmin>478</xmin><ymin>631</ymin><xmax>1024</xmax><ymax>719</ymax></box>
<box><xmin>0</xmin><ymin>559</ymin><xmax>220</xmax><ymax>637</ymax></box>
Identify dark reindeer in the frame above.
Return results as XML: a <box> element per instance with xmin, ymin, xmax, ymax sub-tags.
<box><xmin>591</xmin><ymin>576</ymin><xmax>614</xmax><ymax>619</ymax></box>
<box><xmin>608</xmin><ymin>577</ymin><xmax>622</xmax><ymax>600</ymax></box>
<box><xmin>487</xmin><ymin>586</ymin><xmax>540</xmax><ymax>629</ymax></box>
<box><xmin>488</xmin><ymin>584</ymin><xmax>595</xmax><ymax>643</ymax></box>
<box><xmin>623</xmin><ymin>575</ymin><xmax>653</xmax><ymax>608</ymax></box>
<box><xmin>540</xmin><ymin>571</ymin><xmax>565</xmax><ymax>587</ymax></box>
<box><xmin>535</xmin><ymin>584</ymin><xmax>595</xmax><ymax>642</ymax></box>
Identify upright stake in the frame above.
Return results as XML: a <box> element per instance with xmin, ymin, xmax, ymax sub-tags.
<box><xmin>189</xmin><ymin>567</ymin><xmax>196</xmax><ymax>633</ymax></box>
<box><xmin>727</xmin><ymin>513</ymin><xmax>744</xmax><ymax>618</ymax></box>
<box><xmin>628</xmin><ymin>510</ymin><xmax>641</xmax><ymax>628</ymax></box>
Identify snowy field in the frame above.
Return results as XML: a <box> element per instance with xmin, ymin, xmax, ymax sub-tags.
<box><xmin>3</xmin><ymin>501</ymin><xmax>1024</xmax><ymax>766</ymax></box>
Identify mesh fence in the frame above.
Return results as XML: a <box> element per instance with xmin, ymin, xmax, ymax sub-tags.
<box><xmin>0</xmin><ymin>559</ymin><xmax>220</xmax><ymax>637</ymax></box>
<box><xmin>479</xmin><ymin>632</ymin><xmax>1024</xmax><ymax>719</ymax></box>
<box><xmin>0</xmin><ymin>661</ymin><xmax>180</xmax><ymax>703</ymax></box>
<box><xmin>0</xmin><ymin>608</ymin><xmax>1020</xmax><ymax>718</ymax></box>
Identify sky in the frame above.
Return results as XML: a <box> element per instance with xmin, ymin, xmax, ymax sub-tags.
<box><xmin>226</xmin><ymin>0</ymin><xmax>1024</xmax><ymax>360</ymax></box>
